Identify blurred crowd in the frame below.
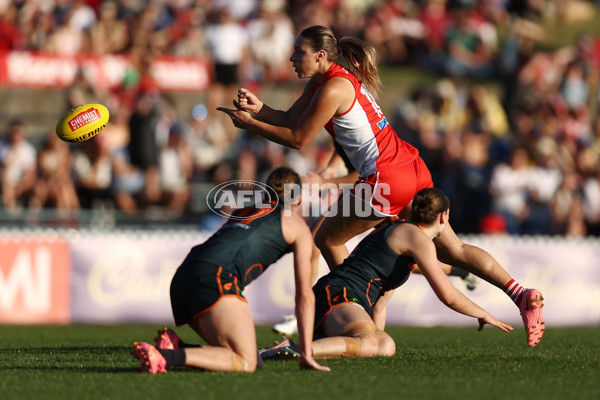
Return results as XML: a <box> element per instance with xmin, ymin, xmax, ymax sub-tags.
<box><xmin>0</xmin><ymin>0</ymin><xmax>599</xmax><ymax>236</ymax></box>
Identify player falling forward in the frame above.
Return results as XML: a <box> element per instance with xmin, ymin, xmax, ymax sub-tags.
<box><xmin>263</xmin><ymin>188</ymin><xmax>513</xmax><ymax>360</ymax></box>
<box><xmin>273</xmin><ymin>143</ymin><xmax>479</xmax><ymax>337</ymax></box>
<box><xmin>219</xmin><ymin>25</ymin><xmax>544</xmax><ymax>346</ymax></box>
<box><xmin>130</xmin><ymin>167</ymin><xmax>329</xmax><ymax>373</ymax></box>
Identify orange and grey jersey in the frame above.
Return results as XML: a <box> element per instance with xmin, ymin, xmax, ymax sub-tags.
<box><xmin>183</xmin><ymin>204</ymin><xmax>290</xmax><ymax>290</ymax></box>
<box><xmin>313</xmin><ymin>220</ymin><xmax>415</xmax><ymax>327</ymax></box>
<box><xmin>339</xmin><ymin>219</ymin><xmax>415</xmax><ymax>293</ymax></box>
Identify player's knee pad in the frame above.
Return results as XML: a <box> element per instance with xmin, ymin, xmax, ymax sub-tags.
<box><xmin>341</xmin><ymin>322</ymin><xmax>377</xmax><ymax>357</ymax></box>
<box><xmin>232</xmin><ymin>353</ymin><xmax>252</xmax><ymax>372</ymax></box>
<box><xmin>341</xmin><ymin>337</ymin><xmax>362</xmax><ymax>357</ymax></box>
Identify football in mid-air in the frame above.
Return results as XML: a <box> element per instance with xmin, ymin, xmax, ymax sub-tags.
<box><xmin>55</xmin><ymin>103</ymin><xmax>110</xmax><ymax>143</ymax></box>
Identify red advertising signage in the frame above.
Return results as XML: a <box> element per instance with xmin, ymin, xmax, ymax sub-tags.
<box><xmin>0</xmin><ymin>238</ymin><xmax>71</xmax><ymax>324</ymax></box>
<box><xmin>0</xmin><ymin>51</ymin><xmax>211</xmax><ymax>92</ymax></box>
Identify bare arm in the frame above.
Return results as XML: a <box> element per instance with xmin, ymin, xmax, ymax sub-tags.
<box><xmin>302</xmin><ymin>145</ymin><xmax>358</xmax><ymax>187</ymax></box>
<box><xmin>372</xmin><ymin>289</ymin><xmax>395</xmax><ymax>331</ymax></box>
<box><xmin>387</xmin><ymin>225</ymin><xmax>513</xmax><ymax>332</ymax></box>
<box><xmin>236</xmin><ymin>84</ymin><xmax>316</xmax><ymax>128</ymax></box>
<box><xmin>281</xmin><ymin>212</ymin><xmax>330</xmax><ymax>372</ymax></box>
<box><xmin>218</xmin><ymin>78</ymin><xmax>353</xmax><ymax>149</ymax></box>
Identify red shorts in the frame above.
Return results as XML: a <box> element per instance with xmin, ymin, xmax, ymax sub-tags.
<box><xmin>352</xmin><ymin>156</ymin><xmax>433</xmax><ymax>216</ymax></box>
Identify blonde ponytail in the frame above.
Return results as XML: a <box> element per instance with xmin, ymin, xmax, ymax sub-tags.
<box><xmin>337</xmin><ymin>37</ymin><xmax>382</xmax><ymax>99</ymax></box>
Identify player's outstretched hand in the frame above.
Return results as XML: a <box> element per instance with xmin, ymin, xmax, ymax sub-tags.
<box><xmin>216</xmin><ymin>106</ymin><xmax>252</xmax><ymax>130</ymax></box>
<box><xmin>478</xmin><ymin>315</ymin><xmax>514</xmax><ymax>333</ymax></box>
<box><xmin>299</xmin><ymin>355</ymin><xmax>330</xmax><ymax>372</ymax></box>
<box><xmin>237</xmin><ymin>88</ymin><xmax>263</xmax><ymax>114</ymax></box>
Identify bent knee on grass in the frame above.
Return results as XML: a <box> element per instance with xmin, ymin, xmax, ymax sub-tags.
<box><xmin>355</xmin><ymin>335</ymin><xmax>395</xmax><ymax>358</ymax></box>
<box><xmin>233</xmin><ymin>352</ymin><xmax>258</xmax><ymax>372</ymax></box>
<box><xmin>376</xmin><ymin>334</ymin><xmax>396</xmax><ymax>357</ymax></box>
<box><xmin>355</xmin><ymin>336</ymin><xmax>379</xmax><ymax>357</ymax></box>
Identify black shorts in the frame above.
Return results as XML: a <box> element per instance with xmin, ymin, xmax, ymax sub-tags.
<box><xmin>312</xmin><ymin>276</ymin><xmax>372</xmax><ymax>337</ymax></box>
<box><xmin>170</xmin><ymin>262</ymin><xmax>246</xmax><ymax>326</ymax></box>
<box><xmin>213</xmin><ymin>63</ymin><xmax>239</xmax><ymax>85</ymax></box>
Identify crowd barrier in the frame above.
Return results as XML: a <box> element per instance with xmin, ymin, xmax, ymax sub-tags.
<box><xmin>0</xmin><ymin>229</ymin><xmax>598</xmax><ymax>327</ymax></box>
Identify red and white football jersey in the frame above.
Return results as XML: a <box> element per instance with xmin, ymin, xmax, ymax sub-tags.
<box><xmin>314</xmin><ymin>63</ymin><xmax>419</xmax><ymax>177</ymax></box>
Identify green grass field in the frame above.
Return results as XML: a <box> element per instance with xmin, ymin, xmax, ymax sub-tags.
<box><xmin>0</xmin><ymin>324</ymin><xmax>598</xmax><ymax>400</ymax></box>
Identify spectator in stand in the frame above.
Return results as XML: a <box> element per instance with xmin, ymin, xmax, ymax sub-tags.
<box><xmin>72</xmin><ymin>136</ymin><xmax>113</xmax><ymax>209</ymax></box>
<box><xmin>549</xmin><ymin>170</ymin><xmax>586</xmax><ymax>236</ymax></box>
<box><xmin>128</xmin><ymin>92</ymin><xmax>162</xmax><ymax>207</ymax></box>
<box><xmin>43</xmin><ymin>4</ymin><xmax>88</xmax><ymax>56</ymax></box>
<box><xmin>582</xmin><ymin>119</ymin><xmax>600</xmax><ymax>235</ymax></box>
<box><xmin>216</xmin><ymin>0</ymin><xmax>258</xmax><ymax>22</ymax></box>
<box><xmin>524</xmin><ymin>138</ymin><xmax>563</xmax><ymax>234</ymax></box>
<box><xmin>489</xmin><ymin>146</ymin><xmax>532</xmax><ymax>234</ymax></box>
<box><xmin>246</xmin><ymin>1</ymin><xmax>295</xmax><ymax>83</ymax></box>
<box><xmin>0</xmin><ymin>2</ymin><xmax>25</xmax><ymax>51</ymax></box>
<box><xmin>330</xmin><ymin>0</ymin><xmax>365</xmax><ymax>38</ymax></box>
<box><xmin>582</xmin><ymin>168</ymin><xmax>600</xmax><ymax>236</ymax></box>
<box><xmin>363</xmin><ymin>0</ymin><xmax>412</xmax><ymax>64</ymax></box>
<box><xmin>68</xmin><ymin>0</ymin><xmax>97</xmax><ymax>33</ymax></box>
<box><xmin>158</xmin><ymin>124</ymin><xmax>194</xmax><ymax>214</ymax></box>
<box><xmin>89</xmin><ymin>1</ymin><xmax>129</xmax><ymax>55</ymax></box>
<box><xmin>172</xmin><ymin>5</ymin><xmax>208</xmax><ymax>58</ymax></box>
<box><xmin>111</xmin><ymin>145</ymin><xmax>146</xmax><ymax>213</ymax></box>
<box><xmin>559</xmin><ymin>60</ymin><xmax>588</xmax><ymax>111</ymax></box>
<box><xmin>0</xmin><ymin>120</ymin><xmax>37</xmax><ymax>210</ymax></box>
<box><xmin>498</xmin><ymin>18</ymin><xmax>544</xmax><ymax>114</ymax></box>
<box><xmin>19</xmin><ymin>6</ymin><xmax>55</xmax><ymax>51</ymax></box>
<box><xmin>29</xmin><ymin>132</ymin><xmax>80</xmax><ymax>211</ymax></box>
<box><xmin>67</xmin><ymin>68</ymin><xmax>104</xmax><ymax>111</ymax></box>
<box><xmin>103</xmin><ymin>107</ymin><xmax>143</xmax><ymax>213</ymax></box>
<box><xmin>236</xmin><ymin>149</ymin><xmax>259</xmax><ymax>182</ymax></box>
<box><xmin>185</xmin><ymin>108</ymin><xmax>229</xmax><ymax>176</ymax></box>
<box><xmin>289</xmin><ymin>0</ymin><xmax>334</xmax><ymax>32</ymax></box>
<box><xmin>458</xmin><ymin>85</ymin><xmax>509</xmax><ymax>138</ymax></box>
<box><xmin>416</xmin><ymin>0</ymin><xmax>452</xmax><ymax>74</ymax></box>
<box><xmin>205</xmin><ymin>7</ymin><xmax>250</xmax><ymax>141</ymax></box>
<box><xmin>444</xmin><ymin>5</ymin><xmax>495</xmax><ymax>79</ymax></box>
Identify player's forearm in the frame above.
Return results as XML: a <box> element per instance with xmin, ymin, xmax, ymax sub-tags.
<box><xmin>256</xmin><ymin>103</ymin><xmax>293</xmax><ymax>127</ymax></box>
<box><xmin>372</xmin><ymin>289</ymin><xmax>394</xmax><ymax>331</ymax></box>
<box><xmin>247</xmin><ymin>119</ymin><xmax>308</xmax><ymax>149</ymax></box>
<box><xmin>295</xmin><ymin>293</ymin><xmax>316</xmax><ymax>358</ymax></box>
<box><xmin>441</xmin><ymin>289</ymin><xmax>488</xmax><ymax>320</ymax></box>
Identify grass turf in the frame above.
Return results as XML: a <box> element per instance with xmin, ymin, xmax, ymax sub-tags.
<box><xmin>0</xmin><ymin>324</ymin><xmax>598</xmax><ymax>400</ymax></box>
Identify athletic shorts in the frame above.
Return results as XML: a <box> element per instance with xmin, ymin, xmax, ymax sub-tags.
<box><xmin>352</xmin><ymin>156</ymin><xmax>433</xmax><ymax>216</ymax></box>
<box><xmin>312</xmin><ymin>276</ymin><xmax>373</xmax><ymax>337</ymax></box>
<box><xmin>213</xmin><ymin>63</ymin><xmax>239</xmax><ymax>85</ymax></box>
<box><xmin>170</xmin><ymin>262</ymin><xmax>246</xmax><ymax>326</ymax></box>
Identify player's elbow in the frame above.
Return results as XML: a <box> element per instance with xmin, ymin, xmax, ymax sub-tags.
<box><xmin>288</xmin><ymin>132</ymin><xmax>311</xmax><ymax>150</ymax></box>
<box><xmin>439</xmin><ymin>292</ymin><xmax>459</xmax><ymax>308</ymax></box>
